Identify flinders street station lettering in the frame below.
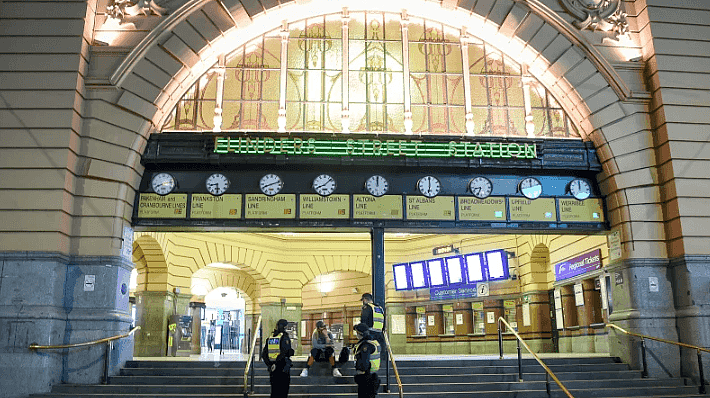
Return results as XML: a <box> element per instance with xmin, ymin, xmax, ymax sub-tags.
<box><xmin>214</xmin><ymin>136</ymin><xmax>538</xmax><ymax>160</ymax></box>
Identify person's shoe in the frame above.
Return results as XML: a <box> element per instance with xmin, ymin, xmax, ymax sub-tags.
<box><xmin>300</xmin><ymin>368</ymin><xmax>308</xmax><ymax>377</ymax></box>
<box><xmin>332</xmin><ymin>368</ymin><xmax>343</xmax><ymax>377</ymax></box>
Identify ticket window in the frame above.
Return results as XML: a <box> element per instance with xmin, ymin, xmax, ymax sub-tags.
<box><xmin>472</xmin><ymin>302</ymin><xmax>485</xmax><ymax>335</ymax></box>
<box><xmin>415</xmin><ymin>307</ymin><xmax>427</xmax><ymax>336</ymax></box>
<box><xmin>442</xmin><ymin>304</ymin><xmax>455</xmax><ymax>335</ymax></box>
<box><xmin>503</xmin><ymin>300</ymin><xmax>518</xmax><ymax>333</ymax></box>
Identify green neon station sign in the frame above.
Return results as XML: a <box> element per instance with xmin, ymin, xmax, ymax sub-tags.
<box><xmin>214</xmin><ymin>136</ymin><xmax>537</xmax><ymax>159</ymax></box>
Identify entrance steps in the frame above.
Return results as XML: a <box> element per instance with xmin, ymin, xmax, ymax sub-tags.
<box><xmin>28</xmin><ymin>356</ymin><xmax>706</xmax><ymax>397</ymax></box>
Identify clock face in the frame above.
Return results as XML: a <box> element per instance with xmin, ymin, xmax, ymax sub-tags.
<box><xmin>417</xmin><ymin>176</ymin><xmax>441</xmax><ymax>198</ymax></box>
<box><xmin>259</xmin><ymin>174</ymin><xmax>283</xmax><ymax>196</ymax></box>
<box><xmin>312</xmin><ymin>174</ymin><xmax>336</xmax><ymax>196</ymax></box>
<box><xmin>151</xmin><ymin>173</ymin><xmax>176</xmax><ymax>196</ymax></box>
<box><xmin>569</xmin><ymin>178</ymin><xmax>591</xmax><ymax>200</ymax></box>
<box><xmin>365</xmin><ymin>175</ymin><xmax>389</xmax><ymax>197</ymax></box>
<box><xmin>519</xmin><ymin>177</ymin><xmax>542</xmax><ymax>199</ymax></box>
<box><xmin>206</xmin><ymin>173</ymin><xmax>230</xmax><ymax>196</ymax></box>
<box><xmin>469</xmin><ymin>177</ymin><xmax>493</xmax><ymax>199</ymax></box>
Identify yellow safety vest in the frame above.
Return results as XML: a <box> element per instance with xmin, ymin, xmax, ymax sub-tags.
<box><xmin>356</xmin><ymin>339</ymin><xmax>381</xmax><ymax>372</ymax></box>
<box><xmin>267</xmin><ymin>332</ymin><xmax>283</xmax><ymax>360</ymax></box>
<box><xmin>368</xmin><ymin>303</ymin><xmax>385</xmax><ymax>332</ymax></box>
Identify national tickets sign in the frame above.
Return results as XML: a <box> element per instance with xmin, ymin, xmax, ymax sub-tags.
<box><xmin>555</xmin><ymin>249</ymin><xmax>602</xmax><ymax>281</ymax></box>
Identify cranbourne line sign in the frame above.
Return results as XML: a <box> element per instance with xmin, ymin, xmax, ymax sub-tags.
<box><xmin>214</xmin><ymin>136</ymin><xmax>538</xmax><ymax>159</ymax></box>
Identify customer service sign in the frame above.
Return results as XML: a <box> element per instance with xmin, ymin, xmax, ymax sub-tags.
<box><xmin>555</xmin><ymin>249</ymin><xmax>601</xmax><ymax>281</ymax></box>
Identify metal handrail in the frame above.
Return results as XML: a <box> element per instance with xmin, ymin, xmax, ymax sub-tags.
<box><xmin>382</xmin><ymin>332</ymin><xmax>404</xmax><ymax>398</ymax></box>
<box><xmin>243</xmin><ymin>315</ymin><xmax>262</xmax><ymax>395</ymax></box>
<box><xmin>30</xmin><ymin>326</ymin><xmax>141</xmax><ymax>384</ymax></box>
<box><xmin>29</xmin><ymin>326</ymin><xmax>141</xmax><ymax>350</ymax></box>
<box><xmin>498</xmin><ymin>317</ymin><xmax>574</xmax><ymax>398</ymax></box>
<box><xmin>606</xmin><ymin>323</ymin><xmax>708</xmax><ymax>393</ymax></box>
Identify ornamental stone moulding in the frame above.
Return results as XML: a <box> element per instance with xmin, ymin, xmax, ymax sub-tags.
<box><xmin>107</xmin><ymin>0</ymin><xmax>168</xmax><ymax>20</ymax></box>
<box><xmin>559</xmin><ymin>0</ymin><xmax>628</xmax><ymax>42</ymax></box>
<box><xmin>95</xmin><ymin>0</ymin><xmax>170</xmax><ymax>45</ymax></box>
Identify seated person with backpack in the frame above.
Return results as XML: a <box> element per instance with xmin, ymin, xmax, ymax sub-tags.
<box><xmin>300</xmin><ymin>320</ymin><xmax>343</xmax><ymax>377</ymax></box>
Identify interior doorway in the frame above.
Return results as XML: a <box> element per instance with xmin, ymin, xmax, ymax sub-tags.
<box><xmin>202</xmin><ymin>287</ymin><xmax>246</xmax><ymax>355</ymax></box>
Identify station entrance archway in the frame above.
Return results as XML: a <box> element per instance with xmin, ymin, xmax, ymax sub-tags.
<box><xmin>128</xmin><ymin>2</ymin><xmax>621</xmax><ymax>364</ymax></box>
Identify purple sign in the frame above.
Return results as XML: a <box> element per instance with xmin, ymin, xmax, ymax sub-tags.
<box><xmin>555</xmin><ymin>249</ymin><xmax>601</xmax><ymax>281</ymax></box>
<box><xmin>430</xmin><ymin>285</ymin><xmax>478</xmax><ymax>301</ymax></box>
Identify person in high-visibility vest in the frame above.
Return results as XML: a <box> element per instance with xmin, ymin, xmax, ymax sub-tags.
<box><xmin>360</xmin><ymin>292</ymin><xmax>387</xmax><ymax>383</ymax></box>
<box><xmin>353</xmin><ymin>322</ymin><xmax>381</xmax><ymax>398</ymax></box>
<box><xmin>261</xmin><ymin>319</ymin><xmax>294</xmax><ymax>398</ymax></box>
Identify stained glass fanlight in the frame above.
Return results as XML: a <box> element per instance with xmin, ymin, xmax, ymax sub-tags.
<box><xmin>162</xmin><ymin>11</ymin><xmax>581</xmax><ymax>140</ymax></box>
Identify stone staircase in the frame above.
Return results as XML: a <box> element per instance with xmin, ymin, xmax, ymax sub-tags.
<box><xmin>28</xmin><ymin>356</ymin><xmax>706</xmax><ymax>397</ymax></box>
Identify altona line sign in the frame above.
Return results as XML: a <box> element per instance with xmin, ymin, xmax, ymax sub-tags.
<box><xmin>214</xmin><ymin>136</ymin><xmax>538</xmax><ymax>159</ymax></box>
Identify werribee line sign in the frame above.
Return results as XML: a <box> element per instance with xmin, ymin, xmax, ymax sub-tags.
<box><xmin>214</xmin><ymin>136</ymin><xmax>538</xmax><ymax>159</ymax></box>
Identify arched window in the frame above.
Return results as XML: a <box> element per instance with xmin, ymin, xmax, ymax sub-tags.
<box><xmin>162</xmin><ymin>11</ymin><xmax>580</xmax><ymax>139</ymax></box>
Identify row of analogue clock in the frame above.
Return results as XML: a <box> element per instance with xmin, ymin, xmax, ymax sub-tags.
<box><xmin>150</xmin><ymin>172</ymin><xmax>592</xmax><ymax>200</ymax></box>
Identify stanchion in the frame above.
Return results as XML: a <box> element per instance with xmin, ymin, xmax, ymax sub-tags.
<box><xmin>698</xmin><ymin>350</ymin><xmax>706</xmax><ymax>394</ymax></box>
<box><xmin>640</xmin><ymin>338</ymin><xmax>648</xmax><ymax>378</ymax></box>
<box><xmin>498</xmin><ymin>320</ymin><xmax>504</xmax><ymax>359</ymax></box>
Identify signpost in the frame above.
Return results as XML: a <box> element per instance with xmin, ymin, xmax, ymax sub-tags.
<box><xmin>509</xmin><ymin>198</ymin><xmax>557</xmax><ymax>222</ymax></box>
<box><xmin>353</xmin><ymin>195</ymin><xmax>403</xmax><ymax>219</ymax></box>
<box><xmin>245</xmin><ymin>194</ymin><xmax>296</xmax><ymax>219</ymax></box>
<box><xmin>406</xmin><ymin>196</ymin><xmax>455</xmax><ymax>220</ymax></box>
<box><xmin>458</xmin><ymin>197</ymin><xmax>506</xmax><ymax>221</ymax></box>
<box><xmin>554</xmin><ymin>249</ymin><xmax>602</xmax><ymax>281</ymax></box>
<box><xmin>137</xmin><ymin>194</ymin><xmax>188</xmax><ymax>218</ymax></box>
<box><xmin>558</xmin><ymin>198</ymin><xmax>604</xmax><ymax>222</ymax></box>
<box><xmin>299</xmin><ymin>194</ymin><xmax>349</xmax><ymax>219</ymax></box>
<box><xmin>190</xmin><ymin>194</ymin><xmax>242</xmax><ymax>219</ymax></box>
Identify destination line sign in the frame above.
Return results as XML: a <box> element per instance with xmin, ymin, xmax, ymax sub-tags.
<box><xmin>214</xmin><ymin>136</ymin><xmax>537</xmax><ymax>159</ymax></box>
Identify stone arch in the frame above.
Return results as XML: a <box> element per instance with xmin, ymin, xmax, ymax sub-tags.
<box><xmin>108</xmin><ymin>0</ymin><xmax>662</xmax><ymax>261</ymax></box>
<box><xmin>192</xmin><ymin>265</ymin><xmax>260</xmax><ymax>312</ymax></box>
<box><xmin>530</xmin><ymin>242</ymin><xmax>551</xmax><ymax>284</ymax></box>
<box><xmin>131</xmin><ymin>232</ymin><xmax>275</xmax><ymax>300</ymax></box>
<box><xmin>132</xmin><ymin>234</ymin><xmax>170</xmax><ymax>292</ymax></box>
<box><xmin>516</xmin><ymin>235</ymin><xmax>553</xmax><ymax>293</ymax></box>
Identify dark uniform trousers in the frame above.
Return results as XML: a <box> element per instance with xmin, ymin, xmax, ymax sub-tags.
<box><xmin>269</xmin><ymin>369</ymin><xmax>290</xmax><ymax>398</ymax></box>
<box><xmin>355</xmin><ymin>372</ymin><xmax>380</xmax><ymax>398</ymax></box>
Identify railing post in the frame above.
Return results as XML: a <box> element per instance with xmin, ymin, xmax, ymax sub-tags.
<box><xmin>498</xmin><ymin>319</ymin><xmax>504</xmax><ymax>360</ymax></box>
<box><xmin>640</xmin><ymin>338</ymin><xmax>648</xmax><ymax>378</ymax></box>
<box><xmin>103</xmin><ymin>341</ymin><xmax>112</xmax><ymax>384</ymax></box>
<box><xmin>249</xmin><ymin>328</ymin><xmax>254</xmax><ymax>395</ymax></box>
<box><xmin>517</xmin><ymin>337</ymin><xmax>523</xmax><ymax>382</ymax></box>
<box><xmin>385</xmin><ymin>338</ymin><xmax>390</xmax><ymax>393</ymax></box>
<box><xmin>254</xmin><ymin>324</ymin><xmax>262</xmax><ymax>392</ymax></box>
<box><xmin>698</xmin><ymin>350</ymin><xmax>706</xmax><ymax>394</ymax></box>
<box><xmin>545</xmin><ymin>372</ymin><xmax>550</xmax><ymax>397</ymax></box>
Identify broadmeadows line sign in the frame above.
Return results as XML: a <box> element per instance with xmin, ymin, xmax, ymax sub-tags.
<box><xmin>214</xmin><ymin>136</ymin><xmax>538</xmax><ymax>159</ymax></box>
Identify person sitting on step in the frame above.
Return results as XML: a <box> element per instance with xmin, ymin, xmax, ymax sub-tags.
<box><xmin>300</xmin><ymin>320</ymin><xmax>343</xmax><ymax>377</ymax></box>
